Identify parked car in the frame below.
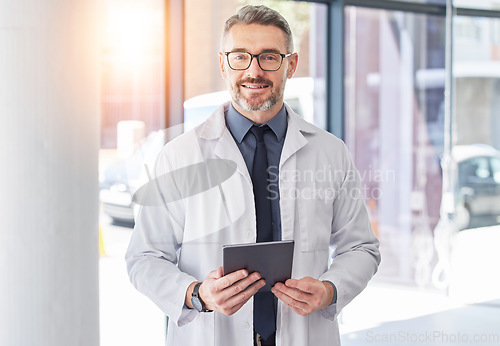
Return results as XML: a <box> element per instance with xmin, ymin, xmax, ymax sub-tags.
<box><xmin>99</xmin><ymin>129</ymin><xmax>167</xmax><ymax>224</ymax></box>
<box><xmin>452</xmin><ymin>144</ymin><xmax>500</xmax><ymax>229</ymax></box>
<box><xmin>100</xmin><ymin>77</ymin><xmax>314</xmax><ymax>224</ymax></box>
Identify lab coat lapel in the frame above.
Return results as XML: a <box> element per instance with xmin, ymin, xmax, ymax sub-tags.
<box><xmin>200</xmin><ymin>102</ymin><xmax>252</xmax><ymax>185</ymax></box>
<box><xmin>279</xmin><ymin>105</ymin><xmax>316</xmax><ymax>242</ymax></box>
<box><xmin>280</xmin><ymin>112</ymin><xmax>309</xmax><ymax>167</ymax></box>
<box><xmin>214</xmin><ymin>132</ymin><xmax>252</xmax><ymax>185</ymax></box>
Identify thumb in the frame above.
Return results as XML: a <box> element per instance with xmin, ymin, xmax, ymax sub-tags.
<box><xmin>216</xmin><ymin>266</ymin><xmax>223</xmax><ymax>279</ymax></box>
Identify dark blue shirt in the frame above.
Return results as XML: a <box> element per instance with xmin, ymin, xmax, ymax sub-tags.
<box><xmin>225</xmin><ymin>103</ymin><xmax>287</xmax><ymax>241</ymax></box>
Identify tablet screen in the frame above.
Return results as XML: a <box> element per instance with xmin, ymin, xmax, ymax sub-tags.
<box><xmin>222</xmin><ymin>240</ymin><xmax>294</xmax><ymax>292</ymax></box>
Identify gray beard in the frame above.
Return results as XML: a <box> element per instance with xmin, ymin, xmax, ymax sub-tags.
<box><xmin>233</xmin><ymin>88</ymin><xmax>279</xmax><ymax>111</ymax></box>
<box><xmin>228</xmin><ymin>68</ymin><xmax>288</xmax><ymax>112</ymax></box>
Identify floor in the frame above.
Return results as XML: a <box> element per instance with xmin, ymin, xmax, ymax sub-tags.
<box><xmin>99</xmin><ymin>214</ymin><xmax>500</xmax><ymax>346</ymax></box>
<box><xmin>340</xmin><ymin>225</ymin><xmax>500</xmax><ymax>346</ymax></box>
<box><xmin>99</xmin><ymin>214</ymin><xmax>165</xmax><ymax>346</ymax></box>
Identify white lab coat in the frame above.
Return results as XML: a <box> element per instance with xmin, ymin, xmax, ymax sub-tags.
<box><xmin>126</xmin><ymin>102</ymin><xmax>380</xmax><ymax>346</ymax></box>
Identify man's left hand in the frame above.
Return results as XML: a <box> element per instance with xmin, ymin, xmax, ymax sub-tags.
<box><xmin>271</xmin><ymin>277</ymin><xmax>334</xmax><ymax>316</ymax></box>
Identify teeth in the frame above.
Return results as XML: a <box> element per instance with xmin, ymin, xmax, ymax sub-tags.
<box><xmin>245</xmin><ymin>85</ymin><xmax>267</xmax><ymax>89</ymax></box>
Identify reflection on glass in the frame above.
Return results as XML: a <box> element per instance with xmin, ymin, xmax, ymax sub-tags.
<box><xmin>452</xmin><ymin>15</ymin><xmax>500</xmax><ymax>229</ymax></box>
<box><xmin>454</xmin><ymin>0</ymin><xmax>500</xmax><ymax>10</ymax></box>
<box><xmin>101</xmin><ymin>0</ymin><xmax>165</xmax><ymax>148</ymax></box>
<box><xmin>386</xmin><ymin>0</ymin><xmax>445</xmax><ymax>4</ymax></box>
<box><xmin>345</xmin><ymin>7</ymin><xmax>446</xmax><ymax>285</ymax></box>
<box><xmin>491</xmin><ymin>157</ymin><xmax>500</xmax><ymax>183</ymax></box>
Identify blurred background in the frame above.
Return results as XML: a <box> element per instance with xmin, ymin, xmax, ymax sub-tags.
<box><xmin>2</xmin><ymin>0</ymin><xmax>500</xmax><ymax>345</ymax></box>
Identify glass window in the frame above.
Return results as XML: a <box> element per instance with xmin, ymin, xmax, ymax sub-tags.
<box><xmin>491</xmin><ymin>157</ymin><xmax>500</xmax><ymax>183</ymax></box>
<box><xmin>183</xmin><ymin>0</ymin><xmax>328</xmax><ymax>129</ymax></box>
<box><xmin>344</xmin><ymin>6</ymin><xmax>446</xmax><ymax>284</ymax></box>
<box><xmin>387</xmin><ymin>0</ymin><xmax>445</xmax><ymax>4</ymax></box>
<box><xmin>101</xmin><ymin>0</ymin><xmax>165</xmax><ymax>148</ymax></box>
<box><xmin>469</xmin><ymin>157</ymin><xmax>491</xmax><ymax>179</ymax></box>
<box><xmin>99</xmin><ymin>1</ymin><xmax>166</xmax><ymax>345</ymax></box>
<box><xmin>453</xmin><ymin>16</ymin><xmax>500</xmax><ymax>150</ymax></box>
<box><xmin>452</xmin><ymin>14</ymin><xmax>500</xmax><ymax>230</ymax></box>
<box><xmin>454</xmin><ymin>0</ymin><xmax>500</xmax><ymax>10</ymax></box>
<box><xmin>458</xmin><ymin>156</ymin><xmax>494</xmax><ymax>183</ymax></box>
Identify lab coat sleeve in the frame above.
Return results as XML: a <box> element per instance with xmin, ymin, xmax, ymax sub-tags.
<box><xmin>125</xmin><ymin>149</ymin><xmax>199</xmax><ymax>327</ymax></box>
<box><xmin>319</xmin><ymin>142</ymin><xmax>381</xmax><ymax>319</ymax></box>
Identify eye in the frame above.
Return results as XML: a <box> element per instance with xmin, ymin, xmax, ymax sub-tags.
<box><xmin>231</xmin><ymin>52</ymin><xmax>249</xmax><ymax>60</ymax></box>
<box><xmin>261</xmin><ymin>53</ymin><xmax>279</xmax><ymax>61</ymax></box>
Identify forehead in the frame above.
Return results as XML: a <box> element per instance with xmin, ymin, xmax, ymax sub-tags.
<box><xmin>222</xmin><ymin>23</ymin><xmax>288</xmax><ymax>53</ymax></box>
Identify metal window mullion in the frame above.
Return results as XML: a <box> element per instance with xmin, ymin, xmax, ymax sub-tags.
<box><xmin>344</xmin><ymin>0</ymin><xmax>446</xmax><ymax>16</ymax></box>
<box><xmin>327</xmin><ymin>0</ymin><xmax>346</xmax><ymax>139</ymax></box>
<box><xmin>164</xmin><ymin>0</ymin><xmax>184</xmax><ymax>134</ymax></box>
<box><xmin>455</xmin><ymin>7</ymin><xmax>500</xmax><ymax>18</ymax></box>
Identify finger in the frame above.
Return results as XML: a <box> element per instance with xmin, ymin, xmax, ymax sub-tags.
<box><xmin>213</xmin><ymin>269</ymin><xmax>249</xmax><ymax>291</ymax></box>
<box><xmin>222</xmin><ymin>278</ymin><xmax>266</xmax><ymax>312</ymax></box>
<box><xmin>285</xmin><ymin>277</ymin><xmax>321</xmax><ymax>295</ymax></box>
<box><xmin>218</xmin><ymin>272</ymin><xmax>264</xmax><ymax>303</ymax></box>
<box><xmin>214</xmin><ymin>278</ymin><xmax>265</xmax><ymax>315</ymax></box>
<box><xmin>272</xmin><ymin>286</ymin><xmax>309</xmax><ymax>315</ymax></box>
<box><xmin>206</xmin><ymin>268</ymin><xmax>223</xmax><ymax>280</ymax></box>
<box><xmin>216</xmin><ymin>266</ymin><xmax>223</xmax><ymax>279</ymax></box>
<box><xmin>276</xmin><ymin>282</ymin><xmax>312</xmax><ymax>304</ymax></box>
<box><xmin>221</xmin><ymin>301</ymin><xmax>246</xmax><ymax>316</ymax></box>
<box><xmin>219</xmin><ymin>298</ymin><xmax>250</xmax><ymax>316</ymax></box>
<box><xmin>227</xmin><ymin>271</ymin><xmax>263</xmax><ymax>291</ymax></box>
<box><xmin>275</xmin><ymin>279</ymin><xmax>328</xmax><ymax>314</ymax></box>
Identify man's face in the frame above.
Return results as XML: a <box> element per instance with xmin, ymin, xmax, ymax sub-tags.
<box><xmin>219</xmin><ymin>24</ymin><xmax>298</xmax><ymax>117</ymax></box>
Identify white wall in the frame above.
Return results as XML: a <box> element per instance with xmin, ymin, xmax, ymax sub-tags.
<box><xmin>0</xmin><ymin>0</ymin><xmax>100</xmax><ymax>345</ymax></box>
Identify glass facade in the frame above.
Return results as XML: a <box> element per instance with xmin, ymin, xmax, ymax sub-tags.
<box><xmin>97</xmin><ymin>1</ymin><xmax>500</xmax><ymax>345</ymax></box>
<box><xmin>454</xmin><ymin>0</ymin><xmax>500</xmax><ymax>10</ymax></box>
<box><xmin>100</xmin><ymin>0</ymin><xmax>165</xmax><ymax>148</ymax></box>
<box><xmin>387</xmin><ymin>0</ymin><xmax>446</xmax><ymax>4</ymax></box>
<box><xmin>344</xmin><ymin>7</ymin><xmax>446</xmax><ymax>284</ymax></box>
<box><xmin>452</xmin><ymin>14</ymin><xmax>500</xmax><ymax>229</ymax></box>
<box><xmin>97</xmin><ymin>0</ymin><xmax>500</xmax><ymax>290</ymax></box>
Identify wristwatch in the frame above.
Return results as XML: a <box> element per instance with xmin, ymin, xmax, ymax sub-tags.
<box><xmin>191</xmin><ymin>282</ymin><xmax>212</xmax><ymax>312</ymax></box>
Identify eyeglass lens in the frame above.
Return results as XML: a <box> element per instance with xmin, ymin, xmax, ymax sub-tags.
<box><xmin>227</xmin><ymin>52</ymin><xmax>282</xmax><ymax>71</ymax></box>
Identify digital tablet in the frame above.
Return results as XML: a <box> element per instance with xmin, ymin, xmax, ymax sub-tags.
<box><xmin>222</xmin><ymin>240</ymin><xmax>294</xmax><ymax>292</ymax></box>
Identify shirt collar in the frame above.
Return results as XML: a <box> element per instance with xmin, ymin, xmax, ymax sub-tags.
<box><xmin>225</xmin><ymin>102</ymin><xmax>287</xmax><ymax>143</ymax></box>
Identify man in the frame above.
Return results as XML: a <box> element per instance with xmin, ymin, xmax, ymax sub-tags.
<box><xmin>126</xmin><ymin>5</ymin><xmax>380</xmax><ymax>346</ymax></box>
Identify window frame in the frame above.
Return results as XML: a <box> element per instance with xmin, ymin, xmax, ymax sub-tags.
<box><xmin>298</xmin><ymin>0</ymin><xmax>500</xmax><ymax>139</ymax></box>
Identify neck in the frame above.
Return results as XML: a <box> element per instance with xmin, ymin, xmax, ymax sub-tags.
<box><xmin>231</xmin><ymin>101</ymin><xmax>284</xmax><ymax>124</ymax></box>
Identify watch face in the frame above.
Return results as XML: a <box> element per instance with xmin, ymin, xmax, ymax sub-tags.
<box><xmin>191</xmin><ymin>297</ymin><xmax>203</xmax><ymax>312</ymax></box>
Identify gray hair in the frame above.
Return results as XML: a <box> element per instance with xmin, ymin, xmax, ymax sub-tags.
<box><xmin>221</xmin><ymin>5</ymin><xmax>294</xmax><ymax>53</ymax></box>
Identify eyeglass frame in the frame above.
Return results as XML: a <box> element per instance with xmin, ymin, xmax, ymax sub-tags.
<box><xmin>222</xmin><ymin>51</ymin><xmax>293</xmax><ymax>71</ymax></box>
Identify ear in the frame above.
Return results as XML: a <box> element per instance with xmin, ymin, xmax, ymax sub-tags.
<box><xmin>287</xmin><ymin>53</ymin><xmax>298</xmax><ymax>79</ymax></box>
<box><xmin>219</xmin><ymin>52</ymin><xmax>227</xmax><ymax>79</ymax></box>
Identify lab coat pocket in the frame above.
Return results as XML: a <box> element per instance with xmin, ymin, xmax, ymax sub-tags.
<box><xmin>167</xmin><ymin>311</ymin><xmax>215</xmax><ymax>346</ymax></box>
<box><xmin>297</xmin><ymin>198</ymin><xmax>332</xmax><ymax>253</ymax></box>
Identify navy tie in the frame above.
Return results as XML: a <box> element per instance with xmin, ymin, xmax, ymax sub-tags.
<box><xmin>250</xmin><ymin>125</ymin><xmax>273</xmax><ymax>242</ymax></box>
<box><xmin>250</xmin><ymin>125</ymin><xmax>276</xmax><ymax>340</ymax></box>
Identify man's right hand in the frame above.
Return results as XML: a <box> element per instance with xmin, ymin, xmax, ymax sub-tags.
<box><xmin>186</xmin><ymin>267</ymin><xmax>265</xmax><ymax>316</ymax></box>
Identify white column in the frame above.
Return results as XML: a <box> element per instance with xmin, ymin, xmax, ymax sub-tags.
<box><xmin>0</xmin><ymin>1</ymin><xmax>100</xmax><ymax>345</ymax></box>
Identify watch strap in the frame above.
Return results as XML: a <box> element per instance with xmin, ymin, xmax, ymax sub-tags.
<box><xmin>192</xmin><ymin>282</ymin><xmax>212</xmax><ymax>312</ymax></box>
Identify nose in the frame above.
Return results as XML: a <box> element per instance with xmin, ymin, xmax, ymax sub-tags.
<box><xmin>245</xmin><ymin>56</ymin><xmax>264</xmax><ymax>77</ymax></box>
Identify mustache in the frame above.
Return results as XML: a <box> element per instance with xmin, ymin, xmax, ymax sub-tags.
<box><xmin>237</xmin><ymin>77</ymin><xmax>273</xmax><ymax>87</ymax></box>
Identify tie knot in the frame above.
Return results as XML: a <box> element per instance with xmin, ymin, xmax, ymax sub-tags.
<box><xmin>250</xmin><ymin>125</ymin><xmax>268</xmax><ymax>143</ymax></box>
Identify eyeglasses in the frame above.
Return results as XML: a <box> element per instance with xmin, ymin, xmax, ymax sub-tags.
<box><xmin>223</xmin><ymin>51</ymin><xmax>292</xmax><ymax>71</ymax></box>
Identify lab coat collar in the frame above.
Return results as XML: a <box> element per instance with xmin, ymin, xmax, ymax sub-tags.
<box><xmin>200</xmin><ymin>101</ymin><xmax>316</xmax><ymax>141</ymax></box>
<box><xmin>200</xmin><ymin>101</ymin><xmax>317</xmax><ymax>183</ymax></box>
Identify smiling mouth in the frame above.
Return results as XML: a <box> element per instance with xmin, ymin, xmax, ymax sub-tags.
<box><xmin>241</xmin><ymin>84</ymin><xmax>269</xmax><ymax>89</ymax></box>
